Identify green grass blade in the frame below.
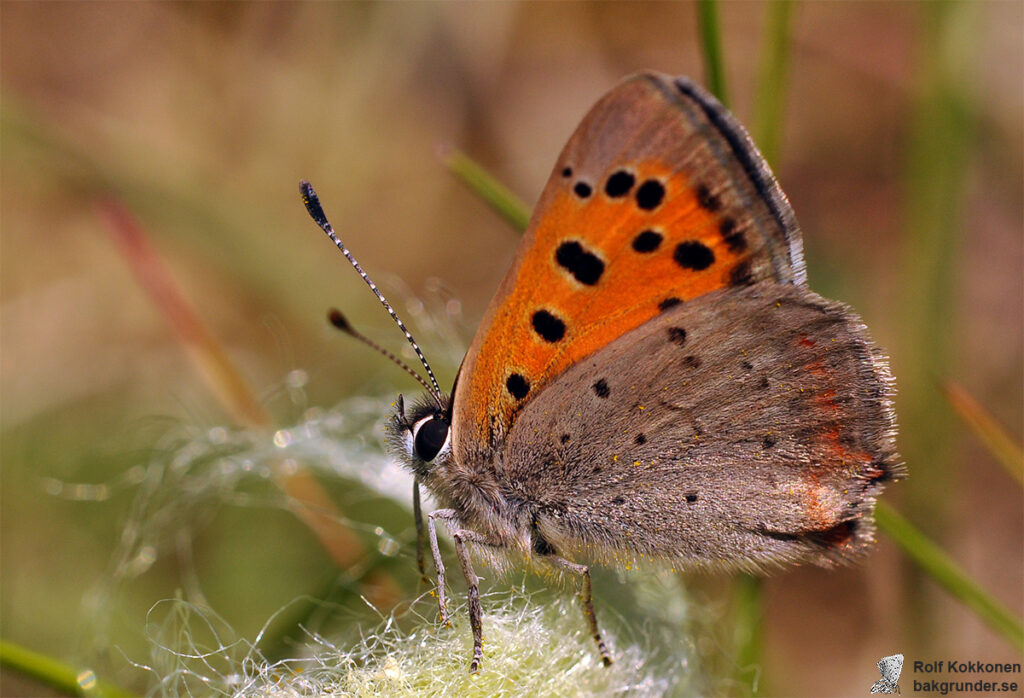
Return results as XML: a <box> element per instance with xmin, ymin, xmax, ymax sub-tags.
<box><xmin>875</xmin><ymin>503</ymin><xmax>1024</xmax><ymax>653</ymax></box>
<box><xmin>942</xmin><ymin>381</ymin><xmax>1024</xmax><ymax>486</ymax></box>
<box><xmin>697</xmin><ymin>0</ymin><xmax>730</xmax><ymax>106</ymax></box>
<box><xmin>732</xmin><ymin>573</ymin><xmax>764</xmax><ymax>692</ymax></box>
<box><xmin>752</xmin><ymin>1</ymin><xmax>795</xmax><ymax>167</ymax></box>
<box><xmin>899</xmin><ymin>0</ymin><xmax>978</xmax><ymax>646</ymax></box>
<box><xmin>0</xmin><ymin>639</ymin><xmax>136</xmax><ymax>697</ymax></box>
<box><xmin>439</xmin><ymin>145</ymin><xmax>531</xmax><ymax>233</ymax></box>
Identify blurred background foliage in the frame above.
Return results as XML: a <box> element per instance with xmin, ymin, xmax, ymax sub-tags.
<box><xmin>1</xmin><ymin>2</ymin><xmax>1021</xmax><ymax>696</ymax></box>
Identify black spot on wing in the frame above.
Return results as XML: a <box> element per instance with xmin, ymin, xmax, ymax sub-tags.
<box><xmin>720</xmin><ymin>218</ymin><xmax>747</xmax><ymax>252</ymax></box>
<box><xmin>604</xmin><ymin>170</ymin><xmax>635</xmax><ymax>197</ymax></box>
<box><xmin>592</xmin><ymin>379</ymin><xmax>610</xmax><ymax>398</ymax></box>
<box><xmin>696</xmin><ymin>183</ymin><xmax>721</xmax><ymax>211</ymax></box>
<box><xmin>674</xmin><ymin>241</ymin><xmax>715</xmax><ymax>271</ymax></box>
<box><xmin>636</xmin><ymin>179</ymin><xmax>665</xmax><ymax>210</ymax></box>
<box><xmin>667</xmin><ymin>327</ymin><xmax>687</xmax><ymax>346</ymax></box>
<box><xmin>556</xmin><ymin>241</ymin><xmax>604</xmax><ymax>285</ymax></box>
<box><xmin>808</xmin><ymin>520</ymin><xmax>858</xmax><ymax>549</ymax></box>
<box><xmin>573</xmin><ymin>181</ymin><xmax>593</xmax><ymax>198</ymax></box>
<box><xmin>867</xmin><ymin>459</ymin><xmax>896</xmax><ymax>483</ymax></box>
<box><xmin>659</xmin><ymin>297</ymin><xmax>682</xmax><ymax>311</ymax></box>
<box><xmin>729</xmin><ymin>260</ymin><xmax>755</xmax><ymax>286</ymax></box>
<box><xmin>506</xmin><ymin>373</ymin><xmax>530</xmax><ymax>400</ymax></box>
<box><xmin>631</xmin><ymin>230</ymin><xmax>663</xmax><ymax>253</ymax></box>
<box><xmin>531</xmin><ymin>309</ymin><xmax>566</xmax><ymax>342</ymax></box>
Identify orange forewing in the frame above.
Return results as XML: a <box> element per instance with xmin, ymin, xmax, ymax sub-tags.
<box><xmin>453</xmin><ymin>73</ymin><xmax>804</xmax><ymax>455</ymax></box>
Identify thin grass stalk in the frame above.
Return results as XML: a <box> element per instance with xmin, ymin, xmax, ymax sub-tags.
<box><xmin>97</xmin><ymin>198</ymin><xmax>400</xmax><ymax>600</ymax></box>
<box><xmin>751</xmin><ymin>1</ymin><xmax>794</xmax><ymax>168</ymax></box>
<box><xmin>438</xmin><ymin>145</ymin><xmax>532</xmax><ymax>232</ymax></box>
<box><xmin>875</xmin><ymin>503</ymin><xmax>1024</xmax><ymax>653</ymax></box>
<box><xmin>697</xmin><ymin>0</ymin><xmax>730</xmax><ymax>107</ymax></box>
<box><xmin>441</xmin><ymin>146</ymin><xmax>531</xmax><ymax>233</ymax></box>
<box><xmin>97</xmin><ymin>198</ymin><xmax>270</xmax><ymax>430</ymax></box>
<box><xmin>731</xmin><ymin>574</ymin><xmax>765</xmax><ymax>693</ymax></box>
<box><xmin>0</xmin><ymin>639</ymin><xmax>135</xmax><ymax>698</ymax></box>
<box><xmin>8</xmin><ymin>99</ymin><xmax>404</xmax><ymax>685</ymax></box>
<box><xmin>1</xmin><ymin>97</ymin><xmax>317</xmax><ymax>330</ymax></box>
<box><xmin>942</xmin><ymin>381</ymin><xmax>1024</xmax><ymax>486</ymax></box>
<box><xmin>899</xmin><ymin>0</ymin><xmax>978</xmax><ymax>647</ymax></box>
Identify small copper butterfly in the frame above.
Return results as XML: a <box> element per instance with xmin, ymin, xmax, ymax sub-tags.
<box><xmin>301</xmin><ymin>72</ymin><xmax>902</xmax><ymax>673</ymax></box>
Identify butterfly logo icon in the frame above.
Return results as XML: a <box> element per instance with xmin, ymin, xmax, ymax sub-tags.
<box><xmin>870</xmin><ymin>653</ymin><xmax>904</xmax><ymax>694</ymax></box>
<box><xmin>301</xmin><ymin>72</ymin><xmax>902</xmax><ymax>673</ymax></box>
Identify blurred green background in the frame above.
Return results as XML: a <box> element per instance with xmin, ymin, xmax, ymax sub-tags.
<box><xmin>2</xmin><ymin>2</ymin><xmax>1021</xmax><ymax>696</ymax></box>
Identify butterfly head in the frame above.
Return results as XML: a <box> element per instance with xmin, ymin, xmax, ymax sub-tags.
<box><xmin>299</xmin><ymin>181</ymin><xmax>458</xmax><ymax>475</ymax></box>
<box><xmin>386</xmin><ymin>393</ymin><xmax>454</xmax><ymax>477</ymax></box>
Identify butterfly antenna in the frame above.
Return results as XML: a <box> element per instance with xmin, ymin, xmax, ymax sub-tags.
<box><xmin>327</xmin><ymin>308</ymin><xmax>438</xmax><ymax>398</ymax></box>
<box><xmin>300</xmin><ymin>180</ymin><xmax>444</xmax><ymax>406</ymax></box>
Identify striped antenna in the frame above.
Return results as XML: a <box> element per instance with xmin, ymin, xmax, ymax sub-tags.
<box><xmin>327</xmin><ymin>308</ymin><xmax>438</xmax><ymax>398</ymax></box>
<box><xmin>301</xmin><ymin>180</ymin><xmax>443</xmax><ymax>406</ymax></box>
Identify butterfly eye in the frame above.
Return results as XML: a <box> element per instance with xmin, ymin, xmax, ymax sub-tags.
<box><xmin>412</xmin><ymin>415</ymin><xmax>450</xmax><ymax>462</ymax></box>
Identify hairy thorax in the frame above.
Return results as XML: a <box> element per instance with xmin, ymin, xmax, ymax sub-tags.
<box><xmin>422</xmin><ymin>451</ymin><xmax>534</xmax><ymax>552</ymax></box>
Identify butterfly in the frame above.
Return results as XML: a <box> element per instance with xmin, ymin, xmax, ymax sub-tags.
<box><xmin>301</xmin><ymin>71</ymin><xmax>901</xmax><ymax>673</ymax></box>
<box><xmin>870</xmin><ymin>653</ymin><xmax>904</xmax><ymax>694</ymax></box>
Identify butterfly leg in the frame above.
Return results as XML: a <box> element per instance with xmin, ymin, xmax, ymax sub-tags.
<box><xmin>412</xmin><ymin>479</ymin><xmax>428</xmax><ymax>585</ymax></box>
<box><xmin>548</xmin><ymin>555</ymin><xmax>613</xmax><ymax>666</ymax></box>
<box><xmin>428</xmin><ymin>509</ymin><xmax>498</xmax><ymax>673</ymax></box>
<box><xmin>426</xmin><ymin>508</ymin><xmax>456</xmax><ymax>627</ymax></box>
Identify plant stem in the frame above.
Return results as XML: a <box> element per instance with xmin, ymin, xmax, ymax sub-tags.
<box><xmin>97</xmin><ymin>198</ymin><xmax>271</xmax><ymax>430</ymax></box>
<box><xmin>97</xmin><ymin>198</ymin><xmax>396</xmax><ymax>598</ymax></box>
<box><xmin>875</xmin><ymin>503</ymin><xmax>1024</xmax><ymax>653</ymax></box>
<box><xmin>0</xmin><ymin>639</ymin><xmax>135</xmax><ymax>697</ymax></box>
<box><xmin>752</xmin><ymin>1</ymin><xmax>794</xmax><ymax>168</ymax></box>
<box><xmin>732</xmin><ymin>574</ymin><xmax>764</xmax><ymax>692</ymax></box>
<box><xmin>899</xmin><ymin>0</ymin><xmax>978</xmax><ymax>647</ymax></box>
<box><xmin>438</xmin><ymin>145</ymin><xmax>531</xmax><ymax>232</ymax></box>
<box><xmin>942</xmin><ymin>381</ymin><xmax>1024</xmax><ymax>486</ymax></box>
<box><xmin>697</xmin><ymin>0</ymin><xmax>729</xmax><ymax>106</ymax></box>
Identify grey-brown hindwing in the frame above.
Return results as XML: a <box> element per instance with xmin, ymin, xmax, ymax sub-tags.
<box><xmin>502</xmin><ymin>282</ymin><xmax>900</xmax><ymax>571</ymax></box>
